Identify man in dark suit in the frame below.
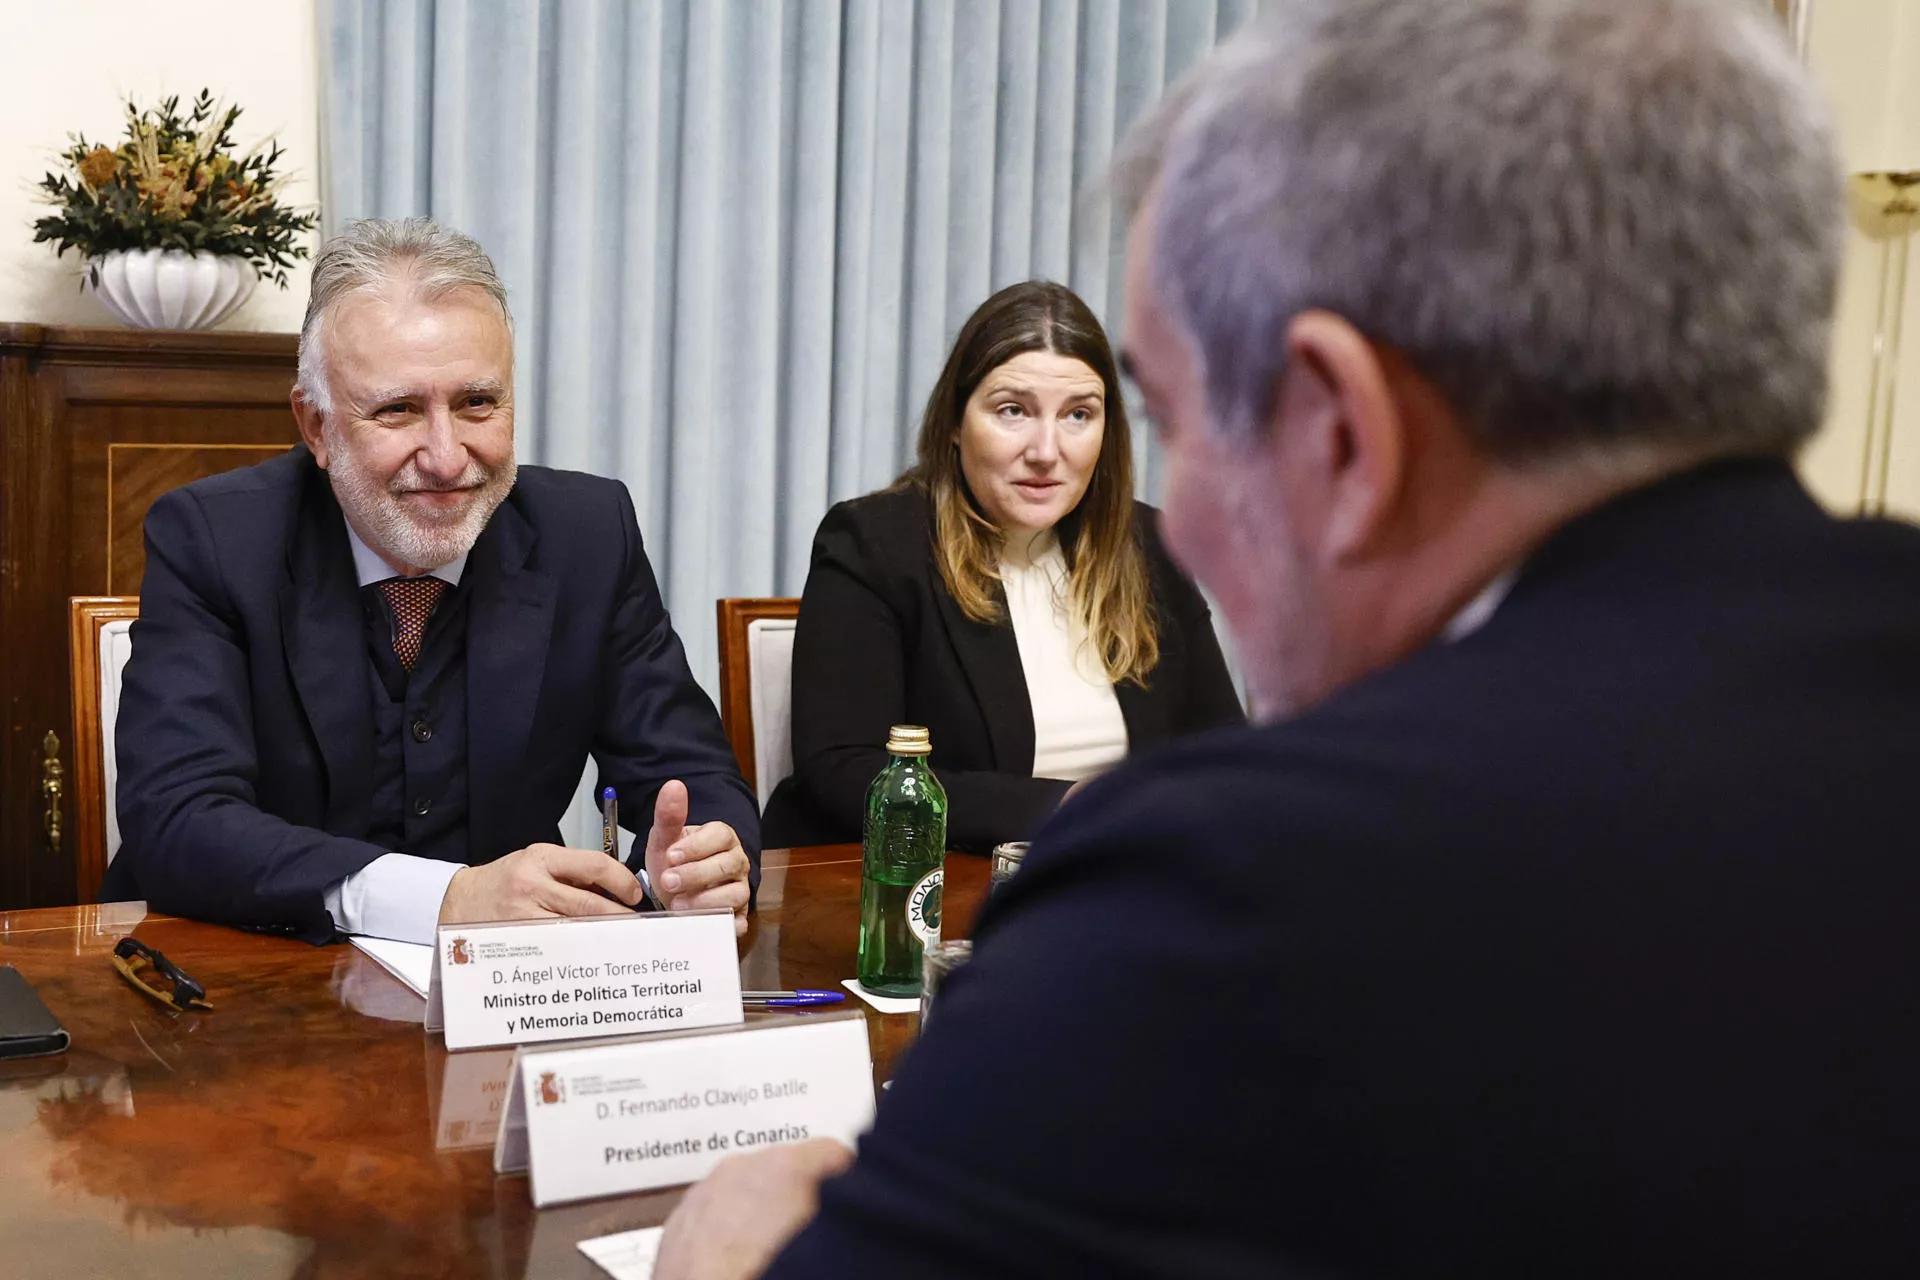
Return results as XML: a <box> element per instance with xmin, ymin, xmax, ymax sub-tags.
<box><xmin>656</xmin><ymin>2</ymin><xmax>1920</xmax><ymax>1276</ymax></box>
<box><xmin>107</xmin><ymin>217</ymin><xmax>757</xmax><ymax>945</ymax></box>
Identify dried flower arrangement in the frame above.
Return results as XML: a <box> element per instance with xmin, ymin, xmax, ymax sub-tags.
<box><xmin>33</xmin><ymin>90</ymin><xmax>317</xmax><ymax>286</ymax></box>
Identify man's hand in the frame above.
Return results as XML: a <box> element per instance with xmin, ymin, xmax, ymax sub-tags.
<box><xmin>438</xmin><ymin>844</ymin><xmax>642</xmax><ymax>925</ymax></box>
<box><xmin>645</xmin><ymin>780</ymin><xmax>752</xmax><ymax>935</ymax></box>
<box><xmin>654</xmin><ymin>1139</ymin><xmax>855</xmax><ymax>1280</ymax></box>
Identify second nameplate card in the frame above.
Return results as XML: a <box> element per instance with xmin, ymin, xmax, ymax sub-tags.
<box><xmin>429</xmin><ymin>910</ymin><xmax>744</xmax><ymax>1052</ymax></box>
<box><xmin>498</xmin><ymin>1011</ymin><xmax>876</xmax><ymax>1208</ymax></box>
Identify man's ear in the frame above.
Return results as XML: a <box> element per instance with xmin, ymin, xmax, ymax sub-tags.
<box><xmin>290</xmin><ymin>387</ymin><xmax>330</xmax><ymax>469</ymax></box>
<box><xmin>1281</xmin><ymin>310</ymin><xmax>1407</xmax><ymax>561</ymax></box>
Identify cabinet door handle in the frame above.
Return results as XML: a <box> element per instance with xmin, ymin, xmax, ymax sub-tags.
<box><xmin>40</xmin><ymin>730</ymin><xmax>63</xmax><ymax>855</ymax></box>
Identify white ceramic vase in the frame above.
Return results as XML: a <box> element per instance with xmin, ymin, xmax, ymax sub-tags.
<box><xmin>87</xmin><ymin>248</ymin><xmax>258</xmax><ymax>330</ymax></box>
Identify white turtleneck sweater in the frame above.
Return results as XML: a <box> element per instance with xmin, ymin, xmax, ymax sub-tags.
<box><xmin>999</xmin><ymin>530</ymin><xmax>1130</xmax><ymax>782</ymax></box>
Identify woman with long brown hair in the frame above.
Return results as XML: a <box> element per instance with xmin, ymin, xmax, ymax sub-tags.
<box><xmin>761</xmin><ymin>281</ymin><xmax>1243</xmax><ymax>852</ymax></box>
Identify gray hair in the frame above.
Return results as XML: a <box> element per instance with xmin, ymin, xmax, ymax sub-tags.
<box><xmin>296</xmin><ymin>216</ymin><xmax>512</xmax><ymax>416</ymax></box>
<box><xmin>1115</xmin><ymin>0</ymin><xmax>1844</xmax><ymax>463</ymax></box>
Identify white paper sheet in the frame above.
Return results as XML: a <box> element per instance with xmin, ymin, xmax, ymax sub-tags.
<box><xmin>577</xmin><ymin>1226</ymin><xmax>663</xmax><ymax>1279</ymax></box>
<box><xmin>841</xmin><ymin>978</ymin><xmax>921</xmax><ymax>1015</ymax></box>
<box><xmin>350</xmin><ymin>936</ymin><xmax>434</xmax><ymax>998</ymax></box>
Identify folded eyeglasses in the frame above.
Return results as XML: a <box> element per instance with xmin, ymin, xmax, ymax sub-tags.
<box><xmin>112</xmin><ymin>936</ymin><xmax>212</xmax><ymax>1011</ymax></box>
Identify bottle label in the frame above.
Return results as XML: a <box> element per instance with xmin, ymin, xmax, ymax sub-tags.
<box><xmin>906</xmin><ymin>866</ymin><xmax>944</xmax><ymax>944</ymax></box>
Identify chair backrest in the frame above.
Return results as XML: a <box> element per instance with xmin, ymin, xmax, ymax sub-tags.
<box><xmin>716</xmin><ymin>598</ymin><xmax>801</xmax><ymax>810</ymax></box>
<box><xmin>69</xmin><ymin>596</ymin><xmax>140</xmax><ymax>901</ymax></box>
<box><xmin>746</xmin><ymin>619</ymin><xmax>799</xmax><ymax>810</ymax></box>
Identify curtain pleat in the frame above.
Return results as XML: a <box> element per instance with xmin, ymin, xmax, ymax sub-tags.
<box><xmin>323</xmin><ymin>0</ymin><xmax>1256</xmax><ymax>700</ymax></box>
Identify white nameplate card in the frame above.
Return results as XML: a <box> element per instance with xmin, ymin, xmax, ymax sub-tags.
<box><xmin>428</xmin><ymin>910</ymin><xmax>743</xmax><ymax>1051</ymax></box>
<box><xmin>494</xmin><ymin>1011</ymin><xmax>875</xmax><ymax>1208</ymax></box>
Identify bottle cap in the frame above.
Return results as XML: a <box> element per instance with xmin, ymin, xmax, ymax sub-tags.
<box><xmin>886</xmin><ymin>725</ymin><xmax>932</xmax><ymax>756</ymax></box>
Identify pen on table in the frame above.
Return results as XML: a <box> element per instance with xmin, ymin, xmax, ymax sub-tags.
<box><xmin>742</xmin><ymin>989</ymin><xmax>847</xmax><ymax>1007</ymax></box>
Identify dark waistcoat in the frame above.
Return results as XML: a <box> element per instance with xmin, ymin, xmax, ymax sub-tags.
<box><xmin>359</xmin><ymin>581</ymin><xmax>472</xmax><ymax>864</ymax></box>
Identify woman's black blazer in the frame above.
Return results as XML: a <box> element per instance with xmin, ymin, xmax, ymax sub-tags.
<box><xmin>761</xmin><ymin>486</ymin><xmax>1245</xmax><ymax>852</ymax></box>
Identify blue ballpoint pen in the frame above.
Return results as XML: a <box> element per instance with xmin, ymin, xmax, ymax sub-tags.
<box><xmin>603</xmin><ymin>786</ymin><xmax>664</xmax><ymax>911</ymax></box>
<box><xmin>741</xmin><ymin>989</ymin><xmax>846</xmax><ymax>1007</ymax></box>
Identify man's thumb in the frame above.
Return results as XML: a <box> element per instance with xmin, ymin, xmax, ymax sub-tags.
<box><xmin>652</xmin><ymin>780</ymin><xmax>690</xmax><ymax>842</ymax></box>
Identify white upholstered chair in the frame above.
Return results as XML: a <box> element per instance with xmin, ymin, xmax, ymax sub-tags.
<box><xmin>69</xmin><ymin>597</ymin><xmax>140</xmax><ymax>900</ymax></box>
<box><xmin>745</xmin><ymin>618</ymin><xmax>798</xmax><ymax>810</ymax></box>
<box><xmin>716</xmin><ymin>598</ymin><xmax>802</xmax><ymax>814</ymax></box>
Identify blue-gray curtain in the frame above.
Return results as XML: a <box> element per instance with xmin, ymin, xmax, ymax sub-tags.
<box><xmin>321</xmin><ymin>0</ymin><xmax>1258</xmax><ymax>698</ymax></box>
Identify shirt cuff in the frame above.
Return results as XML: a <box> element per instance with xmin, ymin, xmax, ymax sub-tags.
<box><xmin>323</xmin><ymin>853</ymin><xmax>464</xmax><ymax>944</ymax></box>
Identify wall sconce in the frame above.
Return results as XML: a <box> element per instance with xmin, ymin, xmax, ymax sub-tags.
<box><xmin>1775</xmin><ymin>0</ymin><xmax>1812</xmax><ymax>58</ymax></box>
<box><xmin>1850</xmin><ymin>171</ymin><xmax>1919</xmax><ymax>515</ymax></box>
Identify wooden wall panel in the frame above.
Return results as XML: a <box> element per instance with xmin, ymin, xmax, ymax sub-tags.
<box><xmin>106</xmin><ymin>444</ymin><xmax>288</xmax><ymax>592</ymax></box>
<box><xmin>0</xmin><ymin>324</ymin><xmax>300</xmax><ymax>909</ymax></box>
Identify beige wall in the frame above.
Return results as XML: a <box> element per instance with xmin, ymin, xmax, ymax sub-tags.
<box><xmin>0</xmin><ymin>0</ymin><xmax>320</xmax><ymax>332</ymax></box>
<box><xmin>1795</xmin><ymin>0</ymin><xmax>1920</xmax><ymax>516</ymax></box>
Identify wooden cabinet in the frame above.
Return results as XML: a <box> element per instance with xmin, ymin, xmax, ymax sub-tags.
<box><xmin>0</xmin><ymin>324</ymin><xmax>300</xmax><ymax>909</ymax></box>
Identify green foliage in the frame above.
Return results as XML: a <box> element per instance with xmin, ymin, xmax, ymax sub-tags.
<box><xmin>32</xmin><ymin>90</ymin><xmax>318</xmax><ymax>287</ymax></box>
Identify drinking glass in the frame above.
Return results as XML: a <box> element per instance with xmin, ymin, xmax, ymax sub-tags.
<box><xmin>918</xmin><ymin>939</ymin><xmax>972</xmax><ymax>1030</ymax></box>
<box><xmin>989</xmin><ymin>842</ymin><xmax>1028</xmax><ymax>897</ymax></box>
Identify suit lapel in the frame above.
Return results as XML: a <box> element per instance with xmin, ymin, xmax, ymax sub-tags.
<box><xmin>465</xmin><ymin>499</ymin><xmax>557</xmax><ymax>856</ymax></box>
<box><xmin>931</xmin><ymin>580</ymin><xmax>1034</xmax><ymax>773</ymax></box>
<box><xmin>281</xmin><ymin>464</ymin><xmax>376</xmax><ymax>834</ymax></box>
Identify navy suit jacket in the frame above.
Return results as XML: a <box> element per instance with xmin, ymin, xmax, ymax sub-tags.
<box><xmin>765</xmin><ymin>458</ymin><xmax>1920</xmax><ymax>1277</ymax></box>
<box><xmin>104</xmin><ymin>447</ymin><xmax>759</xmax><ymax>942</ymax></box>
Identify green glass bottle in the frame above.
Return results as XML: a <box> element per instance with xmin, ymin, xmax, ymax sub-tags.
<box><xmin>856</xmin><ymin>725</ymin><xmax>948</xmax><ymax>997</ymax></box>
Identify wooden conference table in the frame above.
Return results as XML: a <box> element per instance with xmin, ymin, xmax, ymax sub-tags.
<box><xmin>0</xmin><ymin>844</ymin><xmax>987</xmax><ymax>1280</ymax></box>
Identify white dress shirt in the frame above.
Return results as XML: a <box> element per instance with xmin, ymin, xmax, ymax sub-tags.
<box><xmin>321</xmin><ymin>523</ymin><xmax>471</xmax><ymax>943</ymax></box>
<box><xmin>1000</xmin><ymin>531</ymin><xmax>1130</xmax><ymax>783</ymax></box>
<box><xmin>1441</xmin><ymin>571</ymin><xmax>1517</xmax><ymax>643</ymax></box>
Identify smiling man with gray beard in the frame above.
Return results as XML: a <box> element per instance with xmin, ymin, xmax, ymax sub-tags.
<box><xmin>106</xmin><ymin>217</ymin><xmax>758</xmax><ymax>946</ymax></box>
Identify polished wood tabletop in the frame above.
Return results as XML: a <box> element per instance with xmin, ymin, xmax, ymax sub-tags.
<box><xmin>0</xmin><ymin>845</ymin><xmax>989</xmax><ymax>1280</ymax></box>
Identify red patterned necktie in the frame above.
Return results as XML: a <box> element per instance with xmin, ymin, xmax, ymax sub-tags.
<box><xmin>378</xmin><ymin>576</ymin><xmax>448</xmax><ymax>672</ymax></box>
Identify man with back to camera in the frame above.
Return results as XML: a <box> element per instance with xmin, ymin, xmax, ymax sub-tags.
<box><xmin>106</xmin><ymin>217</ymin><xmax>758</xmax><ymax>945</ymax></box>
<box><xmin>653</xmin><ymin>1</ymin><xmax>1920</xmax><ymax>1275</ymax></box>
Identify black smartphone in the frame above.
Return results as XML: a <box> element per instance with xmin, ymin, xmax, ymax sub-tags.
<box><xmin>0</xmin><ymin>966</ymin><xmax>70</xmax><ymax>1059</ymax></box>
